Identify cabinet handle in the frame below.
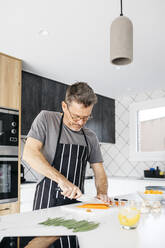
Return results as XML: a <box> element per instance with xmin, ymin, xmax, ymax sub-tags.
<box><xmin>0</xmin><ymin>207</ymin><xmax>10</xmax><ymax>211</ymax></box>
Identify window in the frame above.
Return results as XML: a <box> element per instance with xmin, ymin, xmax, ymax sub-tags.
<box><xmin>129</xmin><ymin>98</ymin><xmax>165</xmax><ymax>161</ymax></box>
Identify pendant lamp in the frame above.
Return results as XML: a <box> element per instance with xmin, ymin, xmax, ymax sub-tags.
<box><xmin>110</xmin><ymin>0</ymin><xmax>133</xmax><ymax>65</ymax></box>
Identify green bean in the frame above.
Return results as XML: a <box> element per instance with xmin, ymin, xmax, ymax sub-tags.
<box><xmin>63</xmin><ymin>220</ymin><xmax>78</xmax><ymax>228</ymax></box>
<box><xmin>40</xmin><ymin>217</ymin><xmax>64</xmax><ymax>226</ymax></box>
<box><xmin>72</xmin><ymin>220</ymin><xmax>89</xmax><ymax>228</ymax></box>
<box><xmin>73</xmin><ymin>223</ymin><xmax>99</xmax><ymax>232</ymax></box>
<box><xmin>39</xmin><ymin>217</ymin><xmax>100</xmax><ymax>232</ymax></box>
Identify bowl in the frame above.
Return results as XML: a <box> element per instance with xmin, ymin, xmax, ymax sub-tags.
<box><xmin>138</xmin><ymin>192</ymin><xmax>165</xmax><ymax>202</ymax></box>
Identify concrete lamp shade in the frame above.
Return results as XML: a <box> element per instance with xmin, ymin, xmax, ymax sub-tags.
<box><xmin>110</xmin><ymin>16</ymin><xmax>133</xmax><ymax>65</ymax></box>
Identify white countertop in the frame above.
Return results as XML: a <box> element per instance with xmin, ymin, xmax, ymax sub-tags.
<box><xmin>1</xmin><ymin>193</ymin><xmax>165</xmax><ymax>248</ymax></box>
<box><xmin>108</xmin><ymin>176</ymin><xmax>165</xmax><ymax>181</ymax></box>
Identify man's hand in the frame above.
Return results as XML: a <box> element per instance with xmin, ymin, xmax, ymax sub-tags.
<box><xmin>58</xmin><ymin>178</ymin><xmax>82</xmax><ymax>199</ymax></box>
<box><xmin>97</xmin><ymin>193</ymin><xmax>111</xmax><ymax>204</ymax></box>
<box><xmin>25</xmin><ymin>236</ymin><xmax>60</xmax><ymax>248</ymax></box>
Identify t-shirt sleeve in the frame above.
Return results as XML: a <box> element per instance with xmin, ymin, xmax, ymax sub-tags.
<box><xmin>88</xmin><ymin>132</ymin><xmax>103</xmax><ymax>164</ymax></box>
<box><xmin>26</xmin><ymin>110</ymin><xmax>47</xmax><ymax>144</ymax></box>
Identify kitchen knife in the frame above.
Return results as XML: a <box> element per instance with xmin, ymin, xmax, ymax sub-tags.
<box><xmin>77</xmin><ymin>194</ymin><xmax>101</xmax><ymax>203</ymax></box>
<box><xmin>56</xmin><ymin>186</ymin><xmax>101</xmax><ymax>203</ymax></box>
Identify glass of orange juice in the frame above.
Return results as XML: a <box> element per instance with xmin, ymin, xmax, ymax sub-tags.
<box><xmin>118</xmin><ymin>200</ymin><xmax>140</xmax><ymax>230</ymax></box>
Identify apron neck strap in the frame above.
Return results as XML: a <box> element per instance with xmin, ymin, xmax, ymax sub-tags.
<box><xmin>57</xmin><ymin>114</ymin><xmax>89</xmax><ymax>161</ymax></box>
<box><xmin>82</xmin><ymin>128</ymin><xmax>89</xmax><ymax>161</ymax></box>
<box><xmin>56</xmin><ymin>114</ymin><xmax>64</xmax><ymax>146</ymax></box>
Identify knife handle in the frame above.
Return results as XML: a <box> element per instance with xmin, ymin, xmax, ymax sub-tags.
<box><xmin>114</xmin><ymin>198</ymin><xmax>128</xmax><ymax>201</ymax></box>
<box><xmin>55</xmin><ymin>186</ymin><xmax>62</xmax><ymax>192</ymax></box>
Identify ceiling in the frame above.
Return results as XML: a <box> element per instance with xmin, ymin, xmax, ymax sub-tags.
<box><xmin>1</xmin><ymin>0</ymin><xmax>165</xmax><ymax>98</ymax></box>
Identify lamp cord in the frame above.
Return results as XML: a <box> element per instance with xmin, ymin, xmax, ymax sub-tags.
<box><xmin>120</xmin><ymin>0</ymin><xmax>123</xmax><ymax>16</ymax></box>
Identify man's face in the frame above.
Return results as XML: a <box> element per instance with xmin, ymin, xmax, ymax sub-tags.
<box><xmin>62</xmin><ymin>101</ymin><xmax>93</xmax><ymax>131</ymax></box>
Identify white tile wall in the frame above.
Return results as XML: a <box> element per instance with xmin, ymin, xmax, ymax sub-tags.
<box><xmin>101</xmin><ymin>89</ymin><xmax>165</xmax><ymax>178</ymax></box>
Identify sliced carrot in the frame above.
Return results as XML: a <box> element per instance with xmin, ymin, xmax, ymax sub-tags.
<box><xmin>144</xmin><ymin>189</ymin><xmax>163</xmax><ymax>195</ymax></box>
<box><xmin>77</xmin><ymin>203</ymin><xmax>110</xmax><ymax>209</ymax></box>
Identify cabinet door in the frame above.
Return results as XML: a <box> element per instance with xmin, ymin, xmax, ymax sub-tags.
<box><xmin>20</xmin><ymin>184</ymin><xmax>37</xmax><ymax>212</ymax></box>
<box><xmin>21</xmin><ymin>72</ymin><xmax>68</xmax><ymax>135</ymax></box>
<box><xmin>86</xmin><ymin>95</ymin><xmax>115</xmax><ymax>143</ymax></box>
<box><xmin>101</xmin><ymin>95</ymin><xmax>115</xmax><ymax>143</ymax></box>
<box><xmin>42</xmin><ymin>78</ymin><xmax>67</xmax><ymax>112</ymax></box>
<box><xmin>0</xmin><ymin>202</ymin><xmax>19</xmax><ymax>216</ymax></box>
<box><xmin>0</xmin><ymin>53</ymin><xmax>21</xmax><ymax>110</ymax></box>
<box><xmin>85</xmin><ymin>95</ymin><xmax>102</xmax><ymax>141</ymax></box>
<box><xmin>21</xmin><ymin>72</ymin><xmax>42</xmax><ymax>135</ymax></box>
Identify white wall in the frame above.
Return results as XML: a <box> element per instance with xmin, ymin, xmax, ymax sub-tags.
<box><xmin>100</xmin><ymin>89</ymin><xmax>165</xmax><ymax>178</ymax></box>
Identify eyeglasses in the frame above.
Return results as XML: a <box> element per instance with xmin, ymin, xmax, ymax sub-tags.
<box><xmin>67</xmin><ymin>104</ymin><xmax>93</xmax><ymax>122</ymax></box>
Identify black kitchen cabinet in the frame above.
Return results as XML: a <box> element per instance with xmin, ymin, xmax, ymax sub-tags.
<box><xmin>42</xmin><ymin>78</ymin><xmax>67</xmax><ymax>112</ymax></box>
<box><xmin>100</xmin><ymin>95</ymin><xmax>115</xmax><ymax>143</ymax></box>
<box><xmin>86</xmin><ymin>95</ymin><xmax>115</xmax><ymax>143</ymax></box>
<box><xmin>21</xmin><ymin>72</ymin><xmax>67</xmax><ymax>135</ymax></box>
<box><xmin>21</xmin><ymin>72</ymin><xmax>42</xmax><ymax>135</ymax></box>
<box><xmin>21</xmin><ymin>71</ymin><xmax>115</xmax><ymax>143</ymax></box>
<box><xmin>85</xmin><ymin>95</ymin><xmax>102</xmax><ymax>141</ymax></box>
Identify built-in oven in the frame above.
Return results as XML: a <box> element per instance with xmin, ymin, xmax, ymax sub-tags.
<box><xmin>0</xmin><ymin>107</ymin><xmax>19</xmax><ymax>156</ymax></box>
<box><xmin>0</xmin><ymin>107</ymin><xmax>19</xmax><ymax>204</ymax></box>
<box><xmin>0</xmin><ymin>157</ymin><xmax>18</xmax><ymax>203</ymax></box>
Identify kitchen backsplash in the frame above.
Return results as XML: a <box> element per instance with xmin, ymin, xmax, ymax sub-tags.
<box><xmin>100</xmin><ymin>88</ymin><xmax>165</xmax><ymax>178</ymax></box>
<box><xmin>21</xmin><ymin>88</ymin><xmax>165</xmax><ymax>181</ymax></box>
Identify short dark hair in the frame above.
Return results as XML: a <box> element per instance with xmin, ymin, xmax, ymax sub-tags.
<box><xmin>65</xmin><ymin>82</ymin><xmax>97</xmax><ymax>107</ymax></box>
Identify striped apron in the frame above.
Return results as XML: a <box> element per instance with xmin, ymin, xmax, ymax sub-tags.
<box><xmin>33</xmin><ymin>114</ymin><xmax>89</xmax><ymax>248</ymax></box>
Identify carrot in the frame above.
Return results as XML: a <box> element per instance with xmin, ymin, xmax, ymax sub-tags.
<box><xmin>144</xmin><ymin>189</ymin><xmax>163</xmax><ymax>195</ymax></box>
<box><xmin>77</xmin><ymin>203</ymin><xmax>110</xmax><ymax>209</ymax></box>
<box><xmin>86</xmin><ymin>209</ymin><xmax>92</xmax><ymax>212</ymax></box>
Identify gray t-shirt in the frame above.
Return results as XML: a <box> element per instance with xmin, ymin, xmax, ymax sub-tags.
<box><xmin>27</xmin><ymin>110</ymin><xmax>103</xmax><ymax>166</ymax></box>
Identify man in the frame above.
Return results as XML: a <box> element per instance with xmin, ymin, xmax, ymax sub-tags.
<box><xmin>23</xmin><ymin>82</ymin><xmax>109</xmax><ymax>248</ymax></box>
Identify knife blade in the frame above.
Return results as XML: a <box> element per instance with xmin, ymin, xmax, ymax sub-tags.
<box><xmin>77</xmin><ymin>194</ymin><xmax>103</xmax><ymax>203</ymax></box>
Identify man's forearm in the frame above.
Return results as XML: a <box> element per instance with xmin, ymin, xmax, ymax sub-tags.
<box><xmin>23</xmin><ymin>145</ymin><xmax>66</xmax><ymax>185</ymax></box>
<box><xmin>25</xmin><ymin>236</ymin><xmax>60</xmax><ymax>248</ymax></box>
<box><xmin>94</xmin><ymin>167</ymin><xmax>108</xmax><ymax>195</ymax></box>
<box><xmin>91</xmin><ymin>163</ymin><xmax>110</xmax><ymax>202</ymax></box>
<box><xmin>95</xmin><ymin>174</ymin><xmax>108</xmax><ymax>195</ymax></box>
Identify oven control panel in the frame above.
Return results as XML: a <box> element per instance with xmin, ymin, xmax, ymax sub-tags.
<box><xmin>0</xmin><ymin>108</ymin><xmax>19</xmax><ymax>147</ymax></box>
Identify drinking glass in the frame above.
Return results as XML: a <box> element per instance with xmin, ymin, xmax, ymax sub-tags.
<box><xmin>118</xmin><ymin>200</ymin><xmax>140</xmax><ymax>230</ymax></box>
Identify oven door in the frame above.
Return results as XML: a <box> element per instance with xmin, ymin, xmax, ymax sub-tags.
<box><xmin>0</xmin><ymin>157</ymin><xmax>18</xmax><ymax>203</ymax></box>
